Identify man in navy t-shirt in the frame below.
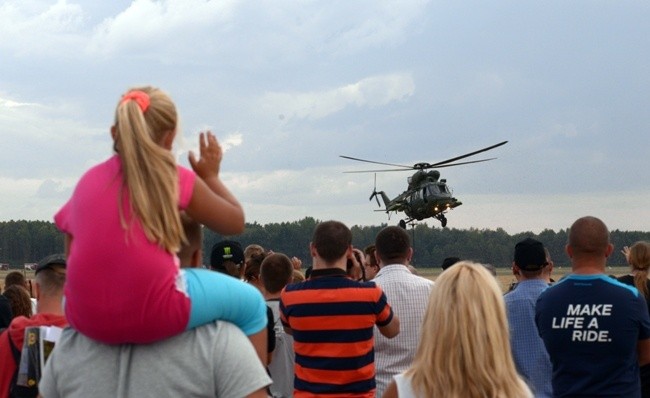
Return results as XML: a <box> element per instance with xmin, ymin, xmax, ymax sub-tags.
<box><xmin>536</xmin><ymin>216</ymin><xmax>650</xmax><ymax>397</ymax></box>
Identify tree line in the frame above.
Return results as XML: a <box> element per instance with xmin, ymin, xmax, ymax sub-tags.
<box><xmin>4</xmin><ymin>218</ymin><xmax>648</xmax><ymax>269</ymax></box>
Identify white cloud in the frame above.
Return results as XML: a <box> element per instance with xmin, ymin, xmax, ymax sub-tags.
<box><xmin>449</xmin><ymin>192</ymin><xmax>650</xmax><ymax>234</ymax></box>
<box><xmin>260</xmin><ymin>73</ymin><xmax>415</xmax><ymax>120</ymax></box>
<box><xmin>0</xmin><ymin>93</ymin><xmax>108</xmax><ymax>178</ymax></box>
<box><xmin>0</xmin><ymin>0</ymin><xmax>86</xmax><ymax>57</ymax></box>
<box><xmin>1</xmin><ymin>0</ymin><xmax>431</xmax><ymax>63</ymax></box>
<box><xmin>0</xmin><ymin>176</ymin><xmax>74</xmax><ymax>221</ymax></box>
<box><xmin>1</xmin><ymin>0</ymin><xmax>649</xmax><ymax>236</ymax></box>
<box><xmin>35</xmin><ymin>178</ymin><xmax>70</xmax><ymax>198</ymax></box>
<box><xmin>87</xmin><ymin>0</ymin><xmax>239</xmax><ymax>57</ymax></box>
<box><xmin>229</xmin><ymin>168</ymin><xmax>339</xmax><ymax>205</ymax></box>
<box><xmin>220</xmin><ymin>132</ymin><xmax>243</xmax><ymax>153</ymax></box>
<box><xmin>176</xmin><ymin>130</ymin><xmax>244</xmax><ymax>165</ymax></box>
<box><xmin>312</xmin><ymin>0</ymin><xmax>432</xmax><ymax>54</ymax></box>
<box><xmin>0</xmin><ymin>97</ymin><xmax>40</xmax><ymax>108</ymax></box>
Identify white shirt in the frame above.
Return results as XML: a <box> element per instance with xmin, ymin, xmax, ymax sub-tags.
<box><xmin>394</xmin><ymin>372</ymin><xmax>419</xmax><ymax>398</ymax></box>
<box><xmin>372</xmin><ymin>264</ymin><xmax>433</xmax><ymax>398</ymax></box>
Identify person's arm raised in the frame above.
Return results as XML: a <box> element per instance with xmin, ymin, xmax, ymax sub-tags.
<box><xmin>186</xmin><ymin>132</ymin><xmax>245</xmax><ymax>235</ymax></box>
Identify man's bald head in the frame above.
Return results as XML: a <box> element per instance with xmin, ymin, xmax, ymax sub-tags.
<box><xmin>567</xmin><ymin>216</ymin><xmax>611</xmax><ymax>260</ymax></box>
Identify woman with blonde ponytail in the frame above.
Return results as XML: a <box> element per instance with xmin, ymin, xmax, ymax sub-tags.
<box><xmin>383</xmin><ymin>262</ymin><xmax>532</xmax><ymax>398</ymax></box>
<box><xmin>618</xmin><ymin>241</ymin><xmax>650</xmax><ymax>311</ymax></box>
<box><xmin>617</xmin><ymin>241</ymin><xmax>650</xmax><ymax>395</ymax></box>
<box><xmin>54</xmin><ymin>87</ymin><xmax>267</xmax><ymax>353</ymax></box>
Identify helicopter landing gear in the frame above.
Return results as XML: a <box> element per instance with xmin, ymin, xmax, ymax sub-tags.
<box><xmin>436</xmin><ymin>214</ymin><xmax>448</xmax><ymax>228</ymax></box>
<box><xmin>398</xmin><ymin>220</ymin><xmax>407</xmax><ymax>230</ymax></box>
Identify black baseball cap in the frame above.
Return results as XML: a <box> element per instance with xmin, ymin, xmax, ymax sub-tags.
<box><xmin>210</xmin><ymin>240</ymin><xmax>245</xmax><ymax>270</ymax></box>
<box><xmin>514</xmin><ymin>238</ymin><xmax>548</xmax><ymax>271</ymax></box>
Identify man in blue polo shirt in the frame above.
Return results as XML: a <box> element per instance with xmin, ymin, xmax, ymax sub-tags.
<box><xmin>505</xmin><ymin>237</ymin><xmax>553</xmax><ymax>397</ymax></box>
<box><xmin>536</xmin><ymin>216</ymin><xmax>650</xmax><ymax>397</ymax></box>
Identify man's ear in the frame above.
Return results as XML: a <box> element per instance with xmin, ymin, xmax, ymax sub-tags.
<box><xmin>374</xmin><ymin>251</ymin><xmax>382</xmax><ymax>267</ymax></box>
<box><xmin>605</xmin><ymin>243</ymin><xmax>614</xmax><ymax>258</ymax></box>
<box><xmin>565</xmin><ymin>244</ymin><xmax>573</xmax><ymax>258</ymax></box>
<box><xmin>406</xmin><ymin>247</ymin><xmax>413</xmax><ymax>263</ymax></box>
<box><xmin>33</xmin><ymin>281</ymin><xmax>42</xmax><ymax>302</ymax></box>
<box><xmin>309</xmin><ymin>242</ymin><xmax>318</xmax><ymax>258</ymax></box>
<box><xmin>511</xmin><ymin>262</ymin><xmax>520</xmax><ymax>276</ymax></box>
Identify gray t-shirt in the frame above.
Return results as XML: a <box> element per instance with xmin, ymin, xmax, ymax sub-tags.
<box><xmin>266</xmin><ymin>299</ymin><xmax>295</xmax><ymax>398</ymax></box>
<box><xmin>39</xmin><ymin>321</ymin><xmax>271</xmax><ymax>398</ymax></box>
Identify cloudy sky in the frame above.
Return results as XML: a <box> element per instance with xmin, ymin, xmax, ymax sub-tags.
<box><xmin>1</xmin><ymin>0</ymin><xmax>648</xmax><ymax>234</ymax></box>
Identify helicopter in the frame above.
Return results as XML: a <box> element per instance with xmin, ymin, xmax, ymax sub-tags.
<box><xmin>340</xmin><ymin>141</ymin><xmax>508</xmax><ymax>228</ymax></box>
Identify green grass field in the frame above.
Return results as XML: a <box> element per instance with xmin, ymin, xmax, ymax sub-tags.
<box><xmin>415</xmin><ymin>265</ymin><xmax>631</xmax><ymax>293</ymax></box>
<box><xmin>1</xmin><ymin>266</ymin><xmax>632</xmax><ymax>294</ymax></box>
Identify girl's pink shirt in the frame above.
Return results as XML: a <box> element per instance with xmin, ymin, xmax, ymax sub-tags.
<box><xmin>54</xmin><ymin>155</ymin><xmax>196</xmax><ymax>344</ymax></box>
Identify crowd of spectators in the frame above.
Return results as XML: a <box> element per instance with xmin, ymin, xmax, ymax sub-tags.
<box><xmin>2</xmin><ymin>86</ymin><xmax>649</xmax><ymax>398</ymax></box>
<box><xmin>1</xmin><ymin>215</ymin><xmax>647</xmax><ymax>397</ymax></box>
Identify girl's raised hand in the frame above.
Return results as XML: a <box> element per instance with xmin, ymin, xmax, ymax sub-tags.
<box><xmin>189</xmin><ymin>131</ymin><xmax>222</xmax><ymax>180</ymax></box>
<box><xmin>621</xmin><ymin>246</ymin><xmax>631</xmax><ymax>263</ymax></box>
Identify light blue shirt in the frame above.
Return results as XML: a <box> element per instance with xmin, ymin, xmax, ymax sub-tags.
<box><xmin>504</xmin><ymin>279</ymin><xmax>553</xmax><ymax>398</ymax></box>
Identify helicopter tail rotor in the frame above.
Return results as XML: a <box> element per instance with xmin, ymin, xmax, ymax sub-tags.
<box><xmin>369</xmin><ymin>191</ymin><xmax>381</xmax><ymax>207</ymax></box>
<box><xmin>369</xmin><ymin>174</ymin><xmax>381</xmax><ymax>207</ymax></box>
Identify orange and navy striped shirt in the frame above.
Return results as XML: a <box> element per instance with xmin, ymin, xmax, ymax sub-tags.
<box><xmin>280</xmin><ymin>268</ymin><xmax>394</xmax><ymax>398</ymax></box>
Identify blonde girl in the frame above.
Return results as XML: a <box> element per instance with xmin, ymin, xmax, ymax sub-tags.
<box><xmin>619</xmin><ymin>241</ymin><xmax>650</xmax><ymax>305</ymax></box>
<box><xmin>55</xmin><ymin>87</ymin><xmax>267</xmax><ymax>355</ymax></box>
<box><xmin>383</xmin><ymin>261</ymin><xmax>532</xmax><ymax>398</ymax></box>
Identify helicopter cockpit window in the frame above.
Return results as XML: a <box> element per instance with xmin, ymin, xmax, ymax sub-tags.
<box><xmin>438</xmin><ymin>184</ymin><xmax>449</xmax><ymax>193</ymax></box>
<box><xmin>425</xmin><ymin>185</ymin><xmax>440</xmax><ymax>196</ymax></box>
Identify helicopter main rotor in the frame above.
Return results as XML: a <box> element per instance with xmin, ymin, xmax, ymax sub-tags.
<box><xmin>340</xmin><ymin>140</ymin><xmax>508</xmax><ymax>173</ymax></box>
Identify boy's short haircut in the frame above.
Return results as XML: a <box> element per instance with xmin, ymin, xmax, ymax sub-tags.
<box><xmin>312</xmin><ymin>221</ymin><xmax>351</xmax><ymax>264</ymax></box>
<box><xmin>375</xmin><ymin>226</ymin><xmax>411</xmax><ymax>264</ymax></box>
<box><xmin>260</xmin><ymin>253</ymin><xmax>294</xmax><ymax>294</ymax></box>
<box><xmin>35</xmin><ymin>265</ymin><xmax>67</xmax><ymax>296</ymax></box>
<box><xmin>4</xmin><ymin>271</ymin><xmax>26</xmax><ymax>291</ymax></box>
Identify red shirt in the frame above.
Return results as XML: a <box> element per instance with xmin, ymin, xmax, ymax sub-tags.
<box><xmin>0</xmin><ymin>313</ymin><xmax>68</xmax><ymax>398</ymax></box>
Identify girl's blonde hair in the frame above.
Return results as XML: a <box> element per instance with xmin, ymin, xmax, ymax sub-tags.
<box><xmin>114</xmin><ymin>86</ymin><xmax>185</xmax><ymax>253</ymax></box>
<box><xmin>406</xmin><ymin>261</ymin><xmax>531</xmax><ymax>398</ymax></box>
<box><xmin>629</xmin><ymin>241</ymin><xmax>650</xmax><ymax>299</ymax></box>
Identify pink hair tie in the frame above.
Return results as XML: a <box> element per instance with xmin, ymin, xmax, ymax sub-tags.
<box><xmin>120</xmin><ymin>90</ymin><xmax>151</xmax><ymax>113</ymax></box>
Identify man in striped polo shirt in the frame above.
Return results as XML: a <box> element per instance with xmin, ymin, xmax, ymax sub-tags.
<box><xmin>280</xmin><ymin>220</ymin><xmax>400</xmax><ymax>397</ymax></box>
